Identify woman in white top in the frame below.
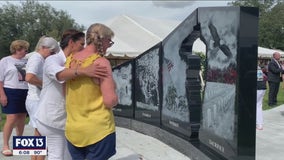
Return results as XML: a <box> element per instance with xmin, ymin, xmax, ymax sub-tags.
<box><xmin>36</xmin><ymin>29</ymin><xmax>107</xmax><ymax>160</ymax></box>
<box><xmin>25</xmin><ymin>37</ymin><xmax>59</xmax><ymax>160</ymax></box>
<box><xmin>0</xmin><ymin>40</ymin><xmax>29</xmax><ymax>156</ymax></box>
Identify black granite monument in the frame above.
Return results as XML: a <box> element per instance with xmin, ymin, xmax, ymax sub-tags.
<box><xmin>161</xmin><ymin>10</ymin><xmax>202</xmax><ymax>139</ymax></box>
<box><xmin>112</xmin><ymin>6</ymin><xmax>258</xmax><ymax>160</ymax></box>
<box><xmin>198</xmin><ymin>7</ymin><xmax>258</xmax><ymax>160</ymax></box>
<box><xmin>112</xmin><ymin>60</ymin><xmax>135</xmax><ymax>118</ymax></box>
<box><xmin>134</xmin><ymin>43</ymin><xmax>162</xmax><ymax>126</ymax></box>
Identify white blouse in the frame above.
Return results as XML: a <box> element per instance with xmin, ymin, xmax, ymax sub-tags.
<box><xmin>36</xmin><ymin>50</ymin><xmax>67</xmax><ymax>130</ymax></box>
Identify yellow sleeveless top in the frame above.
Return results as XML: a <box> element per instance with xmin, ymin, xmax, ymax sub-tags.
<box><xmin>64</xmin><ymin>53</ymin><xmax>115</xmax><ymax>147</ymax></box>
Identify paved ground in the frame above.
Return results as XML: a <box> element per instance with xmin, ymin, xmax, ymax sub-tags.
<box><xmin>0</xmin><ymin>125</ymin><xmax>190</xmax><ymax>160</ymax></box>
<box><xmin>0</xmin><ymin>104</ymin><xmax>283</xmax><ymax>160</ymax></box>
<box><xmin>255</xmin><ymin>104</ymin><xmax>284</xmax><ymax>160</ymax></box>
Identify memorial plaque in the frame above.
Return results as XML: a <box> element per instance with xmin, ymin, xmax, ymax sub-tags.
<box><xmin>113</xmin><ymin>60</ymin><xmax>134</xmax><ymax>118</ymax></box>
<box><xmin>134</xmin><ymin>43</ymin><xmax>162</xmax><ymax>126</ymax></box>
<box><xmin>198</xmin><ymin>7</ymin><xmax>258</xmax><ymax>160</ymax></box>
<box><xmin>161</xmin><ymin>10</ymin><xmax>201</xmax><ymax>139</ymax></box>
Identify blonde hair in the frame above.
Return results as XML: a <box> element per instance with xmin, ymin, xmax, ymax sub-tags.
<box><xmin>86</xmin><ymin>23</ymin><xmax>114</xmax><ymax>55</ymax></box>
<box><xmin>10</xmin><ymin>40</ymin><xmax>30</xmax><ymax>54</ymax></box>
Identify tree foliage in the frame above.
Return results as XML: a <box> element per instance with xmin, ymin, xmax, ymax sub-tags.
<box><xmin>229</xmin><ymin>0</ymin><xmax>276</xmax><ymax>15</ymax></box>
<box><xmin>230</xmin><ymin>0</ymin><xmax>284</xmax><ymax>50</ymax></box>
<box><xmin>260</xmin><ymin>2</ymin><xmax>284</xmax><ymax>50</ymax></box>
<box><xmin>0</xmin><ymin>0</ymin><xmax>85</xmax><ymax>58</ymax></box>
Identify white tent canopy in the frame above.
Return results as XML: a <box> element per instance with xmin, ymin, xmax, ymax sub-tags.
<box><xmin>258</xmin><ymin>46</ymin><xmax>284</xmax><ymax>58</ymax></box>
<box><xmin>103</xmin><ymin>15</ymin><xmax>180</xmax><ymax>57</ymax></box>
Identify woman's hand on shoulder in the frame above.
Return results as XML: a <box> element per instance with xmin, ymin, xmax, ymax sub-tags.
<box><xmin>79</xmin><ymin>58</ymin><xmax>108</xmax><ymax>78</ymax></box>
<box><xmin>92</xmin><ymin>57</ymin><xmax>110</xmax><ymax>79</ymax></box>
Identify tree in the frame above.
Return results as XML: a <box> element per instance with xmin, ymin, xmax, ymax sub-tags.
<box><xmin>229</xmin><ymin>0</ymin><xmax>276</xmax><ymax>15</ymax></box>
<box><xmin>230</xmin><ymin>0</ymin><xmax>284</xmax><ymax>50</ymax></box>
<box><xmin>260</xmin><ymin>3</ymin><xmax>284</xmax><ymax>50</ymax></box>
<box><xmin>0</xmin><ymin>0</ymin><xmax>85</xmax><ymax>58</ymax></box>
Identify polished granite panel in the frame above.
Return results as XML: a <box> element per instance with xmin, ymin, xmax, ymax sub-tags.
<box><xmin>161</xmin><ymin>10</ymin><xmax>201</xmax><ymax>139</ymax></box>
<box><xmin>134</xmin><ymin>43</ymin><xmax>162</xmax><ymax>126</ymax></box>
<box><xmin>112</xmin><ymin>60</ymin><xmax>135</xmax><ymax>118</ymax></box>
<box><xmin>112</xmin><ymin>6</ymin><xmax>259</xmax><ymax>160</ymax></box>
<box><xmin>198</xmin><ymin>7</ymin><xmax>258</xmax><ymax>160</ymax></box>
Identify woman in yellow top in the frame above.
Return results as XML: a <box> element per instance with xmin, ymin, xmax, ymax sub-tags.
<box><xmin>65</xmin><ymin>23</ymin><xmax>118</xmax><ymax>160</ymax></box>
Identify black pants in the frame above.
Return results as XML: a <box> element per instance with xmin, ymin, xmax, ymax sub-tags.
<box><xmin>268</xmin><ymin>81</ymin><xmax>280</xmax><ymax>105</ymax></box>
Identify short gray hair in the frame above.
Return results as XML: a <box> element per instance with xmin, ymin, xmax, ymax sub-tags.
<box><xmin>39</xmin><ymin>37</ymin><xmax>60</xmax><ymax>54</ymax></box>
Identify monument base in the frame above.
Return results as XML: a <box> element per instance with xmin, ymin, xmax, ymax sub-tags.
<box><xmin>115</xmin><ymin>116</ymin><xmax>211</xmax><ymax>160</ymax></box>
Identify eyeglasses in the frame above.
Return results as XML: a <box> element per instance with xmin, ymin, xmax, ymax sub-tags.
<box><xmin>49</xmin><ymin>49</ymin><xmax>56</xmax><ymax>55</ymax></box>
<box><xmin>109</xmin><ymin>39</ymin><xmax>114</xmax><ymax>46</ymax></box>
<box><xmin>102</xmin><ymin>38</ymin><xmax>114</xmax><ymax>47</ymax></box>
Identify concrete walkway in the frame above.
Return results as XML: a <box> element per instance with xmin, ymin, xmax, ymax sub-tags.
<box><xmin>256</xmin><ymin>104</ymin><xmax>284</xmax><ymax>160</ymax></box>
<box><xmin>0</xmin><ymin>104</ymin><xmax>283</xmax><ymax>160</ymax></box>
<box><xmin>0</xmin><ymin>125</ymin><xmax>190</xmax><ymax>160</ymax></box>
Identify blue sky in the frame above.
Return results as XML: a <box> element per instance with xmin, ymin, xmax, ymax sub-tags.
<box><xmin>0</xmin><ymin>1</ymin><xmax>232</xmax><ymax>27</ymax></box>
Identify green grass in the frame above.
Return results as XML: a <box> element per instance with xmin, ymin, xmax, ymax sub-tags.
<box><xmin>0</xmin><ymin>114</ymin><xmax>5</xmax><ymax>131</ymax></box>
<box><xmin>0</xmin><ymin>113</ymin><xmax>29</xmax><ymax>131</ymax></box>
<box><xmin>263</xmin><ymin>82</ymin><xmax>284</xmax><ymax>110</ymax></box>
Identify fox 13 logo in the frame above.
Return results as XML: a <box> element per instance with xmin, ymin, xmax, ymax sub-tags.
<box><xmin>13</xmin><ymin>136</ymin><xmax>47</xmax><ymax>155</ymax></box>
